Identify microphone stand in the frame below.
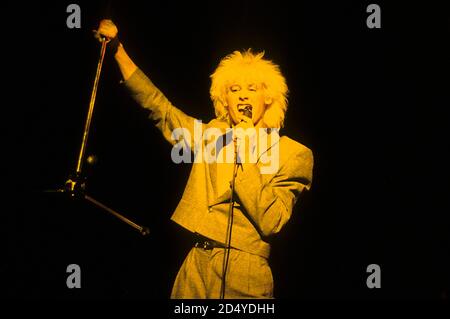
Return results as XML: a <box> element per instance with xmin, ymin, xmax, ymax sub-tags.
<box><xmin>220</xmin><ymin>136</ymin><xmax>239</xmax><ymax>299</ymax></box>
<box><xmin>220</xmin><ymin>108</ymin><xmax>252</xmax><ymax>299</ymax></box>
<box><xmin>45</xmin><ymin>37</ymin><xmax>149</xmax><ymax>237</ymax></box>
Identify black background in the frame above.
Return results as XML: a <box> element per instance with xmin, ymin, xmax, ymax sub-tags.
<box><xmin>5</xmin><ymin>0</ymin><xmax>450</xmax><ymax>301</ymax></box>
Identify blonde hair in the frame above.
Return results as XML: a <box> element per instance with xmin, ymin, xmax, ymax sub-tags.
<box><xmin>210</xmin><ymin>50</ymin><xmax>288</xmax><ymax>128</ymax></box>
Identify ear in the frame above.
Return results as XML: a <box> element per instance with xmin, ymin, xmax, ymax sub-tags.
<box><xmin>265</xmin><ymin>96</ymin><xmax>273</xmax><ymax>105</ymax></box>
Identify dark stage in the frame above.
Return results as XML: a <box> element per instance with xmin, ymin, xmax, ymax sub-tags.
<box><xmin>5</xmin><ymin>0</ymin><xmax>450</xmax><ymax>303</ymax></box>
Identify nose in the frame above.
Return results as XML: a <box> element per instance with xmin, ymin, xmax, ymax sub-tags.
<box><xmin>239</xmin><ymin>95</ymin><xmax>249</xmax><ymax>101</ymax></box>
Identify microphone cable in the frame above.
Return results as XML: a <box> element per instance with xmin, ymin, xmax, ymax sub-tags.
<box><xmin>220</xmin><ymin>107</ymin><xmax>251</xmax><ymax>299</ymax></box>
<box><xmin>220</xmin><ymin>135</ymin><xmax>239</xmax><ymax>299</ymax></box>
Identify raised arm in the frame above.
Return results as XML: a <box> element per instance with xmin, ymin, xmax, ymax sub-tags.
<box><xmin>95</xmin><ymin>19</ymin><xmax>202</xmax><ymax>151</ymax></box>
<box><xmin>97</xmin><ymin>19</ymin><xmax>137</xmax><ymax>80</ymax></box>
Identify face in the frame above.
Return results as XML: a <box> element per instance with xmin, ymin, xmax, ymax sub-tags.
<box><xmin>225</xmin><ymin>80</ymin><xmax>271</xmax><ymax>127</ymax></box>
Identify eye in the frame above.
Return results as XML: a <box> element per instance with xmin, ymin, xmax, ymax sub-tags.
<box><xmin>248</xmin><ymin>85</ymin><xmax>257</xmax><ymax>91</ymax></box>
<box><xmin>230</xmin><ymin>85</ymin><xmax>241</xmax><ymax>92</ymax></box>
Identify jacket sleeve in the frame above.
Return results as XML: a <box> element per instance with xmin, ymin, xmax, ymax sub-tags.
<box><xmin>123</xmin><ymin>68</ymin><xmax>203</xmax><ymax>151</ymax></box>
<box><xmin>234</xmin><ymin>145</ymin><xmax>313</xmax><ymax>237</ymax></box>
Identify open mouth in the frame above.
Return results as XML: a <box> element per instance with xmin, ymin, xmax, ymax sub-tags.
<box><xmin>237</xmin><ymin>104</ymin><xmax>253</xmax><ymax>118</ymax></box>
<box><xmin>237</xmin><ymin>104</ymin><xmax>252</xmax><ymax>112</ymax></box>
<box><xmin>237</xmin><ymin>104</ymin><xmax>252</xmax><ymax>110</ymax></box>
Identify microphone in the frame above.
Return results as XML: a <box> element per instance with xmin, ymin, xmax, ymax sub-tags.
<box><xmin>239</xmin><ymin>105</ymin><xmax>253</xmax><ymax>120</ymax></box>
<box><xmin>234</xmin><ymin>105</ymin><xmax>253</xmax><ymax>154</ymax></box>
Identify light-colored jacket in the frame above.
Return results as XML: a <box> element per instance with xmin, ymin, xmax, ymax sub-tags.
<box><xmin>124</xmin><ymin>69</ymin><xmax>313</xmax><ymax>259</ymax></box>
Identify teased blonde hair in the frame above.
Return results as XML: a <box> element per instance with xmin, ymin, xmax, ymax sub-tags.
<box><xmin>210</xmin><ymin>50</ymin><xmax>289</xmax><ymax>128</ymax></box>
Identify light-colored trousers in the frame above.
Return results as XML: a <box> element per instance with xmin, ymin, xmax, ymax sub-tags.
<box><xmin>171</xmin><ymin>247</ymin><xmax>274</xmax><ymax>299</ymax></box>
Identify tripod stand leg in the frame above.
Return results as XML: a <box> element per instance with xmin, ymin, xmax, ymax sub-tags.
<box><xmin>84</xmin><ymin>195</ymin><xmax>150</xmax><ymax>236</ymax></box>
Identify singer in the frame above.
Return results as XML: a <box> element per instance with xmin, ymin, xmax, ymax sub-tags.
<box><xmin>97</xmin><ymin>19</ymin><xmax>313</xmax><ymax>299</ymax></box>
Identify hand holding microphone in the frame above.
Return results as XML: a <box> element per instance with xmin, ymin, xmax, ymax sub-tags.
<box><xmin>236</xmin><ymin>105</ymin><xmax>253</xmax><ymax>128</ymax></box>
<box><xmin>234</xmin><ymin>106</ymin><xmax>256</xmax><ymax>160</ymax></box>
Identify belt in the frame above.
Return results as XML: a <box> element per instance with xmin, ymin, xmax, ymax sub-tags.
<box><xmin>194</xmin><ymin>234</ymin><xmax>226</xmax><ymax>250</ymax></box>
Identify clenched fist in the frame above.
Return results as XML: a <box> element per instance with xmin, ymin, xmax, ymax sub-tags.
<box><xmin>94</xmin><ymin>19</ymin><xmax>118</xmax><ymax>41</ymax></box>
